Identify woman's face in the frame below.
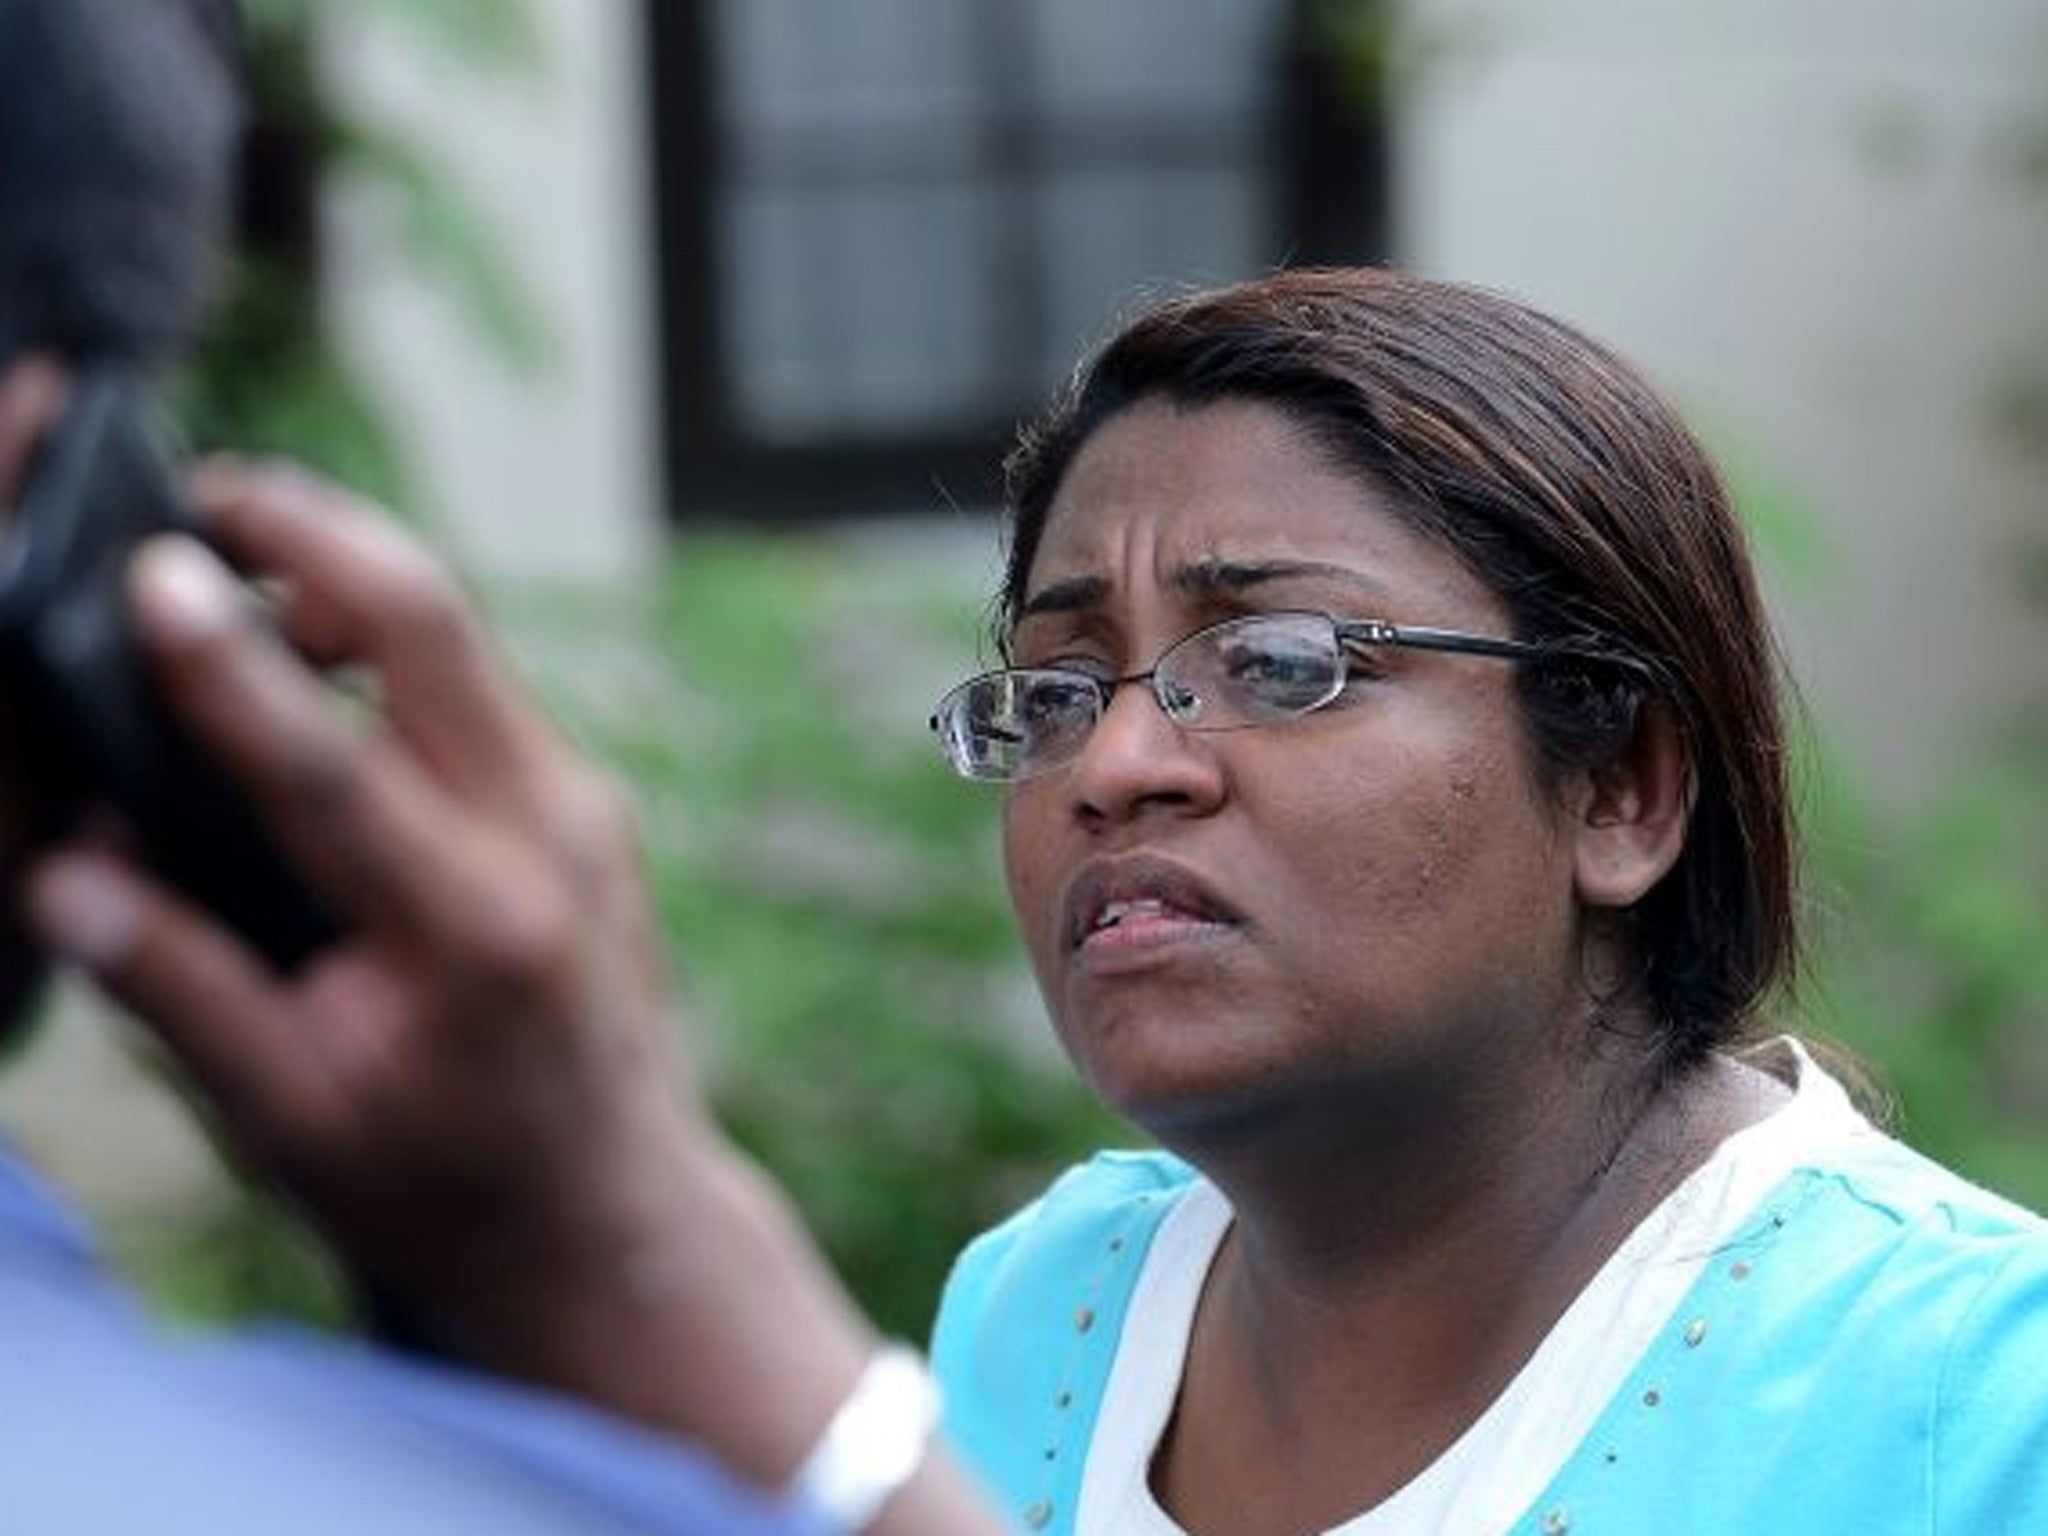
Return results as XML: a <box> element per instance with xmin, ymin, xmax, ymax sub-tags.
<box><xmin>1002</xmin><ymin>397</ymin><xmax>1591</xmax><ymax>1137</ymax></box>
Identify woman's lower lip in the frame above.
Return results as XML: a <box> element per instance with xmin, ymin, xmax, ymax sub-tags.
<box><xmin>1074</xmin><ymin>913</ymin><xmax>1237</xmax><ymax>974</ymax></box>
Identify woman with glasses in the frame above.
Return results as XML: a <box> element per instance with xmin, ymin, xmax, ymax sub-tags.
<box><xmin>923</xmin><ymin>269</ymin><xmax>2048</xmax><ymax>1536</ymax></box>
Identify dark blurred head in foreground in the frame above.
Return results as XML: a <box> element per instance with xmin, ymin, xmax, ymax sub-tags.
<box><xmin>0</xmin><ymin>0</ymin><xmax>244</xmax><ymax>1035</ymax></box>
<box><xmin>0</xmin><ymin>0</ymin><xmax>242</xmax><ymax>368</ymax></box>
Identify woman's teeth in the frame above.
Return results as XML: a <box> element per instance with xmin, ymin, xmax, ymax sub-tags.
<box><xmin>1096</xmin><ymin>899</ymin><xmax>1171</xmax><ymax>931</ymax></box>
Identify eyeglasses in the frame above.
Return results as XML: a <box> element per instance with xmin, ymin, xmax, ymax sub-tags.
<box><xmin>930</xmin><ymin>609</ymin><xmax>1623</xmax><ymax>783</ymax></box>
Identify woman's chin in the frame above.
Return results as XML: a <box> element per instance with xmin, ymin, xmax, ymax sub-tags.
<box><xmin>1064</xmin><ymin>1023</ymin><xmax>1302</xmax><ymax>1146</ymax></box>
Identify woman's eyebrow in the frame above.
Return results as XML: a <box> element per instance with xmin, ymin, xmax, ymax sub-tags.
<box><xmin>1019</xmin><ymin>561</ymin><xmax>1390</xmax><ymax>618</ymax></box>
<box><xmin>1173</xmin><ymin>558</ymin><xmax>1389</xmax><ymax>600</ymax></box>
<box><xmin>1016</xmin><ymin>574</ymin><xmax>1110</xmax><ymax>618</ymax></box>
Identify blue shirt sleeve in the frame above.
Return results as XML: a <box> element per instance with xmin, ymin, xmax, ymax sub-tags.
<box><xmin>1931</xmin><ymin>1239</ymin><xmax>2048</xmax><ymax>1533</ymax></box>
<box><xmin>0</xmin><ymin>1146</ymin><xmax>829</xmax><ymax>1536</ymax></box>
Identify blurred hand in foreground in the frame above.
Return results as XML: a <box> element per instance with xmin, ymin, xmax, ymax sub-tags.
<box><xmin>28</xmin><ymin>461</ymin><xmax>696</xmax><ymax>1322</ymax></box>
<box><xmin>22</xmin><ymin>462</ymin><xmax>1002</xmax><ymax>1534</ymax></box>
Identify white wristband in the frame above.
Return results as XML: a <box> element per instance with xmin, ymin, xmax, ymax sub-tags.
<box><xmin>784</xmin><ymin>1344</ymin><xmax>941</xmax><ymax>1533</ymax></box>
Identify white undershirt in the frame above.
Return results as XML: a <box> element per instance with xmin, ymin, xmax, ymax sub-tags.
<box><xmin>1074</xmin><ymin>1043</ymin><xmax>1875</xmax><ymax>1536</ymax></box>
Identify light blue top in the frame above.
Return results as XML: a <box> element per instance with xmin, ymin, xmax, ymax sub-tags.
<box><xmin>933</xmin><ymin>1140</ymin><xmax>2048</xmax><ymax>1534</ymax></box>
<box><xmin>0</xmin><ymin>1142</ymin><xmax>827</xmax><ymax>1536</ymax></box>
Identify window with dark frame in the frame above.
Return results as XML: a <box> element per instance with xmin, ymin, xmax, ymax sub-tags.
<box><xmin>647</xmin><ymin>0</ymin><xmax>1387</xmax><ymax>524</ymax></box>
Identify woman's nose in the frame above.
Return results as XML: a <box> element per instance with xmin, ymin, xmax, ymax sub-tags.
<box><xmin>1064</xmin><ymin>676</ymin><xmax>1226</xmax><ymax>827</ymax></box>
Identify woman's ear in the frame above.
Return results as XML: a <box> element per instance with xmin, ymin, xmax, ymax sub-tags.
<box><xmin>1572</xmin><ymin>701</ymin><xmax>1692</xmax><ymax>910</ymax></box>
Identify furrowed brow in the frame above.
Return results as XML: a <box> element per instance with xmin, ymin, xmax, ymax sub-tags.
<box><xmin>1172</xmin><ymin>559</ymin><xmax>1388</xmax><ymax>601</ymax></box>
<box><xmin>1016</xmin><ymin>574</ymin><xmax>1111</xmax><ymax>619</ymax></box>
<box><xmin>1016</xmin><ymin>561</ymin><xmax>1388</xmax><ymax>621</ymax></box>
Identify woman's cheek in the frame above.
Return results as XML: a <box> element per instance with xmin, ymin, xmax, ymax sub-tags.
<box><xmin>1001</xmin><ymin>794</ymin><xmax>1061</xmax><ymax>972</ymax></box>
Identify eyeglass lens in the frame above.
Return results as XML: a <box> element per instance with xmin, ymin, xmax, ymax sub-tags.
<box><xmin>935</xmin><ymin>613</ymin><xmax>1349</xmax><ymax>782</ymax></box>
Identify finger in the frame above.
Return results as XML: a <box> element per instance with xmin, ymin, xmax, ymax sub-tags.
<box><xmin>185</xmin><ymin>459</ymin><xmax>563</xmax><ymax>801</ymax></box>
<box><xmin>128</xmin><ymin>534</ymin><xmax>499</xmax><ymax>944</ymax></box>
<box><xmin>23</xmin><ymin>849</ymin><xmax>342</xmax><ymax>1151</ymax></box>
<box><xmin>0</xmin><ymin>357</ymin><xmax>67</xmax><ymax>508</ymax></box>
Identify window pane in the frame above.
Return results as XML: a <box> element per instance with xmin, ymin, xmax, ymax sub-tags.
<box><xmin>724</xmin><ymin>183</ymin><xmax>998</xmax><ymax>442</ymax></box>
<box><xmin>717</xmin><ymin>0</ymin><xmax>981</xmax><ymax>144</ymax></box>
<box><xmin>1036</xmin><ymin>167</ymin><xmax>1267</xmax><ymax>389</ymax></box>
<box><xmin>1031</xmin><ymin>0</ymin><xmax>1282</xmax><ymax>120</ymax></box>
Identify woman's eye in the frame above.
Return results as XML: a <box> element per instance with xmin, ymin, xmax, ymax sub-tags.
<box><xmin>1026</xmin><ymin>674</ymin><xmax>1091</xmax><ymax>707</ymax></box>
<box><xmin>1212</xmin><ymin>643</ymin><xmax>1337</xmax><ymax>711</ymax></box>
<box><xmin>1226</xmin><ymin>648</ymin><xmax>1307</xmax><ymax>684</ymax></box>
<box><xmin>1018</xmin><ymin>676</ymin><xmax>1100</xmax><ymax>728</ymax></box>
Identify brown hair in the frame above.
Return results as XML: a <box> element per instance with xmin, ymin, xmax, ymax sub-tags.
<box><xmin>999</xmin><ymin>268</ymin><xmax>1795</xmax><ymax>1074</ymax></box>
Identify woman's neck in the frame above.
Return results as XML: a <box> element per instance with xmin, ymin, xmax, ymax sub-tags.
<box><xmin>1160</xmin><ymin>1018</ymin><xmax>1670</xmax><ymax>1277</ymax></box>
<box><xmin>1147</xmin><ymin>1038</ymin><xmax>1788</xmax><ymax>1536</ymax></box>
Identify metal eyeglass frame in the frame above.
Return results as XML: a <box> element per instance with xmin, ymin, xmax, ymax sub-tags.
<box><xmin>928</xmin><ymin>609</ymin><xmax>1642</xmax><ymax>783</ymax></box>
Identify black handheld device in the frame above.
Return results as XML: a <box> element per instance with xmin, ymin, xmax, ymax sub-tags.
<box><xmin>0</xmin><ymin>370</ymin><xmax>344</xmax><ymax>971</ymax></box>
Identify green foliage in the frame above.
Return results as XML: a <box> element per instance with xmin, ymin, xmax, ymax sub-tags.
<box><xmin>1305</xmin><ymin>0</ymin><xmax>1494</xmax><ymax>110</ymax></box>
<box><xmin>1305</xmin><ymin>0</ymin><xmax>1401</xmax><ymax>111</ymax></box>
<box><xmin>516</xmin><ymin>534</ymin><xmax>1126</xmax><ymax>1340</ymax></box>
<box><xmin>173</xmin><ymin>259</ymin><xmax>410</xmax><ymax>503</ymax></box>
<box><xmin>1796</xmin><ymin>726</ymin><xmax>2048</xmax><ymax>1206</ymax></box>
<box><xmin>1705</xmin><ymin>430</ymin><xmax>1836</xmax><ymax>597</ymax></box>
<box><xmin>118</xmin><ymin>1194</ymin><xmax>352</xmax><ymax>1330</ymax></box>
<box><xmin>1739</xmin><ymin>468</ymin><xmax>2048</xmax><ymax>1209</ymax></box>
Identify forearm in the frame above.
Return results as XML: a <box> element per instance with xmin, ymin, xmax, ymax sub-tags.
<box><xmin>402</xmin><ymin>1124</ymin><xmax>1009</xmax><ymax>1535</ymax></box>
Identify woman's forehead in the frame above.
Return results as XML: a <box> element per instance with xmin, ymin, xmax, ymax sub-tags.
<box><xmin>1040</xmin><ymin>399</ymin><xmax>1344</xmax><ymax>534</ymax></box>
<box><xmin>1024</xmin><ymin>398</ymin><xmax>1493</xmax><ymax>619</ymax></box>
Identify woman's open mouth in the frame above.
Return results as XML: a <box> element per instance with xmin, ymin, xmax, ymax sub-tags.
<box><xmin>1064</xmin><ymin>855</ymin><xmax>1242</xmax><ymax>973</ymax></box>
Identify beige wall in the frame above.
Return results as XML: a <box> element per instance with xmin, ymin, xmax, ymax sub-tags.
<box><xmin>324</xmin><ymin>0</ymin><xmax>664</xmax><ymax>587</ymax></box>
<box><xmin>1400</xmin><ymin>0</ymin><xmax>2048</xmax><ymax>797</ymax></box>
